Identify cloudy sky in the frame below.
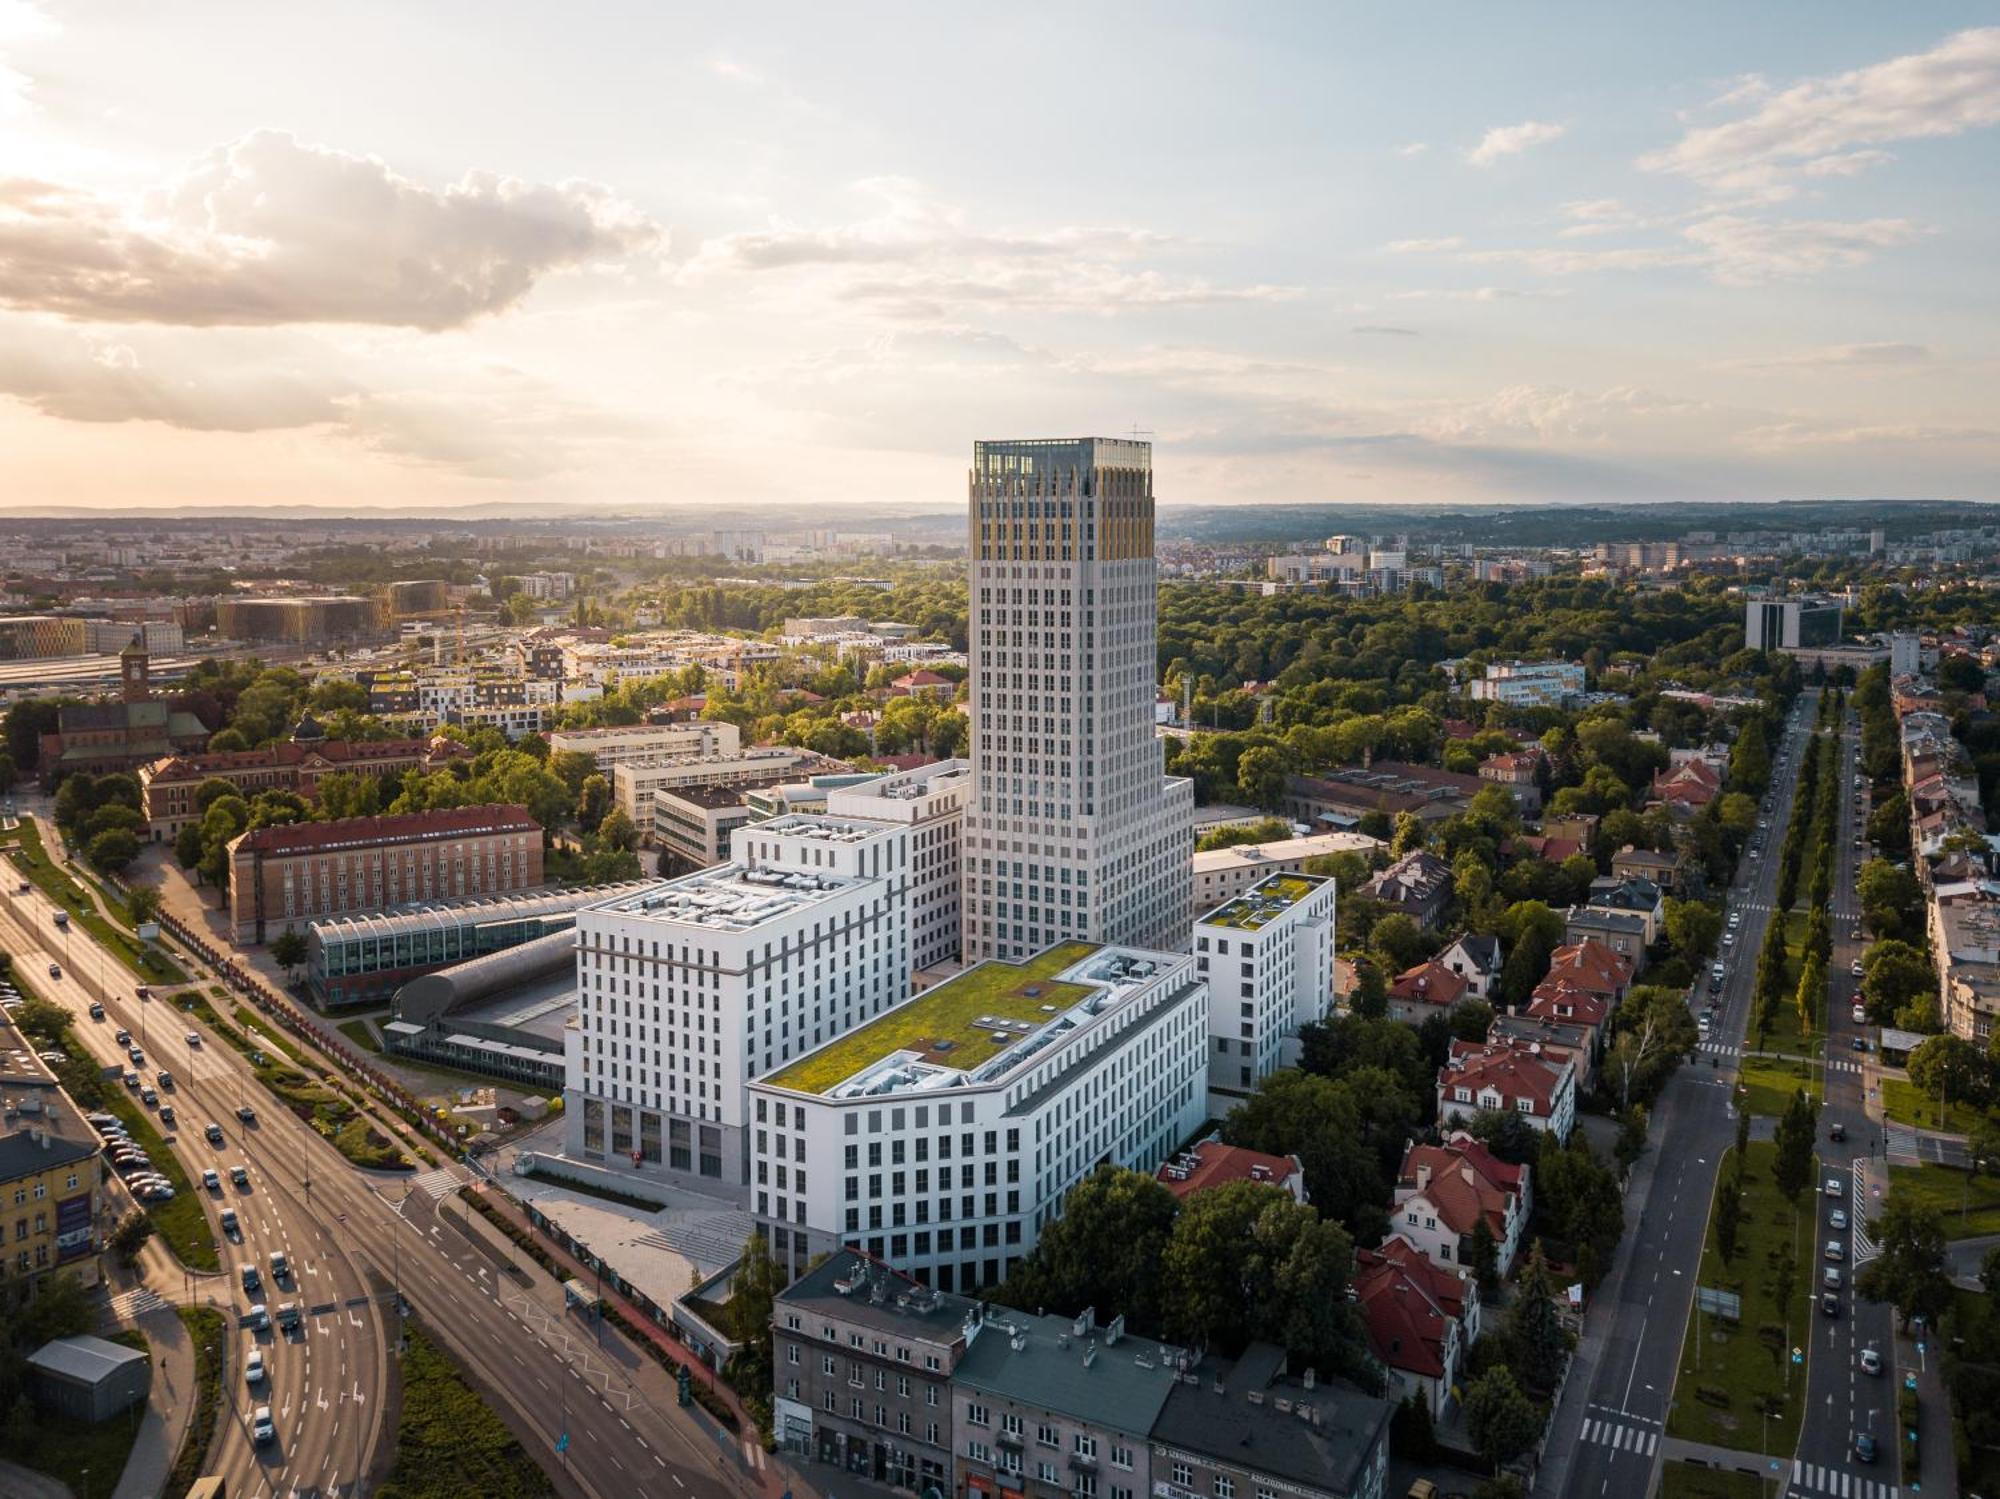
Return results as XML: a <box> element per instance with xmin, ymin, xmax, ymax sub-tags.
<box><xmin>2</xmin><ymin>2</ymin><xmax>1997</xmax><ymax>512</ymax></box>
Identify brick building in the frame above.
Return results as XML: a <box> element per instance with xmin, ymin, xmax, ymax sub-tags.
<box><xmin>139</xmin><ymin>732</ymin><xmax>463</xmax><ymax>841</ymax></box>
<box><xmin>224</xmin><ymin>804</ymin><xmax>543</xmax><ymax>942</ymax></box>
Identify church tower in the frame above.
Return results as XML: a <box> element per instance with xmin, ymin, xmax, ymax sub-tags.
<box><xmin>119</xmin><ymin>634</ymin><xmax>151</xmax><ymax>703</ymax></box>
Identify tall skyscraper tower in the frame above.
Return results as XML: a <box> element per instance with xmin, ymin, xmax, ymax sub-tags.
<box><xmin>961</xmin><ymin>438</ymin><xmax>1193</xmax><ymax>961</ymax></box>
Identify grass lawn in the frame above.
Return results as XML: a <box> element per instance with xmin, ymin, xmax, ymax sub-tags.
<box><xmin>1660</xmin><ymin>1464</ymin><xmax>1771</xmax><ymax>1499</ymax></box>
<box><xmin>379</xmin><ymin>1320</ymin><xmax>555</xmax><ymax>1499</ymax></box>
<box><xmin>338</xmin><ymin>1016</ymin><xmax>383</xmax><ymax>1053</ymax></box>
<box><xmin>1886</xmin><ymin>1163</ymin><xmax>2000</xmax><ymax>1239</ymax></box>
<box><xmin>1752</xmin><ymin>911</ymin><xmax>1824</xmax><ymax>1060</ymax></box>
<box><xmin>166</xmin><ymin>1306</ymin><xmax>226</xmax><ymax>1498</ymax></box>
<box><xmin>234</xmin><ymin>1004</ymin><xmax>304</xmax><ymax>1065</ymax></box>
<box><xmin>10</xmin><ymin>1326</ymin><xmax>151</xmax><ymax>1497</ymax></box>
<box><xmin>1880</xmin><ymin>1076</ymin><xmax>1995</xmax><ymax>1136</ymax></box>
<box><xmin>1667</xmin><ymin>1141</ymin><xmax>1816</xmax><ymax>1454</ymax></box>
<box><xmin>4</xmin><ymin>821</ymin><xmax>188</xmax><ymax>986</ymax></box>
<box><xmin>1738</xmin><ymin>1056</ymin><xmax>1823</xmax><ymax>1119</ymax></box>
<box><xmin>766</xmin><ymin>939</ymin><xmax>1101</xmax><ymax>1094</ymax></box>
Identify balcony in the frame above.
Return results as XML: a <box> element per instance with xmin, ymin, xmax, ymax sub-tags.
<box><xmin>1068</xmin><ymin>1451</ymin><xmax>1098</xmax><ymax>1472</ymax></box>
<box><xmin>996</xmin><ymin>1428</ymin><xmax>1024</xmax><ymax>1449</ymax></box>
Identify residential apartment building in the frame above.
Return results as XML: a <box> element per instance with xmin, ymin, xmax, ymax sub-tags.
<box><xmin>772</xmin><ymin>1249</ymin><xmax>977</xmax><ymax>1495</ymax></box>
<box><xmin>1149</xmin><ymin>1345</ymin><xmax>1392</xmax><ymax>1499</ymax></box>
<box><xmin>826</xmin><ymin>759</ymin><xmax>973</xmax><ymax>971</ymax></box>
<box><xmin>547</xmin><ymin>720</ymin><xmax>741</xmax><ymax>771</ymax></box>
<box><xmin>1189</xmin><ymin>830</ymin><xmax>1379</xmax><ymax>912</ymax></box>
<box><xmin>1354</xmin><ymin>1235</ymin><xmax>1481</xmax><ymax>1418</ymax></box>
<box><xmin>1436</xmin><ymin>1037</ymin><xmax>1577</xmax><ymax>1141</ymax></box>
<box><xmin>611</xmin><ymin>748</ymin><xmax>809</xmax><ymax>828</ymax></box>
<box><xmin>745</xmin><ymin>942</ymin><xmax>1209</xmax><ymax>1290</ymax></box>
<box><xmin>224</xmin><ymin>804</ymin><xmax>543</xmax><ymax>943</ymax></box>
<box><xmin>0</xmin><ymin>1128</ymin><xmax>101</xmax><ymax>1285</ymax></box>
<box><xmin>1283</xmin><ymin>763</ymin><xmax>1480</xmax><ymax>832</ymax></box>
<box><xmin>1363</xmin><ymin>850</ymin><xmax>1456</xmax><ymax>929</ymax></box>
<box><xmin>1393</xmin><ymin>1132</ymin><xmax>1531</xmax><ymax>1278</ymax></box>
<box><xmin>954</xmin><ymin>1307</ymin><xmax>1177</xmax><ymax>1499</ymax></box>
<box><xmin>1155</xmin><ymin>1139</ymin><xmax>1307</xmax><ymax>1205</ymax></box>
<box><xmin>1191</xmin><ymin>873</ymin><xmax>1335</xmax><ymax>1116</ymax></box>
<box><xmin>961</xmin><ymin>438</ymin><xmax>1193</xmax><ymax>962</ymax></box>
<box><xmin>563</xmin><ymin>815</ymin><xmax>912</xmax><ymax>1190</ymax></box>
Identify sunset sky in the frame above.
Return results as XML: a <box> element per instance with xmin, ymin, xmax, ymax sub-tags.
<box><xmin>2</xmin><ymin>2</ymin><xmax>1997</xmax><ymax>512</ymax></box>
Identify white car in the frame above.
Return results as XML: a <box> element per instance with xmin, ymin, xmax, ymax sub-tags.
<box><xmin>252</xmin><ymin>1404</ymin><xmax>275</xmax><ymax>1445</ymax></box>
<box><xmin>1825</xmin><ymin>1238</ymin><xmax>1845</xmax><ymax>1261</ymax></box>
<box><xmin>244</xmin><ymin>1350</ymin><xmax>266</xmax><ymax>1384</ymax></box>
<box><xmin>1826</xmin><ymin>1177</ymin><xmax>1845</xmax><ymax>1197</ymax></box>
<box><xmin>1860</xmin><ymin>1346</ymin><xmax>1882</xmax><ymax>1376</ymax></box>
<box><xmin>1852</xmin><ymin>1003</ymin><xmax>1868</xmax><ymax>1024</ymax></box>
<box><xmin>1830</xmin><ymin>1208</ymin><xmax>1849</xmax><ymax>1230</ymax></box>
<box><xmin>1850</xmin><ymin>959</ymin><xmax>1864</xmax><ymax>976</ymax></box>
<box><xmin>202</xmin><ymin>1169</ymin><xmax>221</xmax><ymax>1191</ymax></box>
<box><xmin>185</xmin><ymin>1032</ymin><xmax>201</xmax><ymax>1046</ymax></box>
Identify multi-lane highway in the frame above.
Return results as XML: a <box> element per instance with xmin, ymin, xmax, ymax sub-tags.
<box><xmin>3</xmin><ymin>835</ymin><xmax>760</xmax><ymax>1499</ymax></box>
<box><xmin>1</xmin><ymin>879</ymin><xmax>388</xmax><ymax>1497</ymax></box>
<box><xmin>1553</xmin><ymin>693</ymin><xmax>1823</xmax><ymax>1499</ymax></box>
<box><xmin>1787</xmin><ymin>701</ymin><xmax>1900</xmax><ymax>1499</ymax></box>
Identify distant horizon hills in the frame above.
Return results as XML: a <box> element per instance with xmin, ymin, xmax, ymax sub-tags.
<box><xmin>0</xmin><ymin>496</ymin><xmax>1993</xmax><ymax>549</ymax></box>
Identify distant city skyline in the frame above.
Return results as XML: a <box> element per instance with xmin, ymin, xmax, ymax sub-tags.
<box><xmin>2</xmin><ymin>4</ymin><xmax>1997</xmax><ymax>510</ymax></box>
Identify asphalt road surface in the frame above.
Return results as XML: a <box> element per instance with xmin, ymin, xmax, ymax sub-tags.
<box><xmin>3</xmin><ymin>854</ymin><xmax>758</xmax><ymax>1499</ymax></box>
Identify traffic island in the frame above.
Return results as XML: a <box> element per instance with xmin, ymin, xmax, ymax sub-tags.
<box><xmin>1666</xmin><ymin>1142</ymin><xmax>1813</xmax><ymax>1455</ymax></box>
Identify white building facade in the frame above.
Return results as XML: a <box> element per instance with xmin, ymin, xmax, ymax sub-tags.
<box><xmin>746</xmin><ymin>943</ymin><xmax>1209</xmax><ymax>1290</ymax></box>
<box><xmin>1467</xmin><ymin>660</ymin><xmax>1586</xmax><ymax>708</ymax></box>
<box><xmin>1191</xmin><ymin>873</ymin><xmax>1336</xmax><ymax>1116</ymax></box>
<box><xmin>961</xmin><ymin>438</ymin><xmax>1193</xmax><ymax>963</ymax></box>
<box><xmin>547</xmin><ymin>720</ymin><xmax>742</xmax><ymax>771</ymax></box>
<box><xmin>563</xmin><ymin>814</ymin><xmax>911</xmax><ymax>1189</ymax></box>
<box><xmin>826</xmin><ymin>759</ymin><xmax>973</xmax><ymax>972</ymax></box>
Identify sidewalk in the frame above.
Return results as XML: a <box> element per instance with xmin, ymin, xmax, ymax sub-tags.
<box><xmin>98</xmin><ymin>1241</ymin><xmax>204</xmax><ymax>1499</ymax></box>
<box><xmin>1660</xmin><ymin>1434</ymin><xmax>1789</xmax><ymax>1478</ymax></box>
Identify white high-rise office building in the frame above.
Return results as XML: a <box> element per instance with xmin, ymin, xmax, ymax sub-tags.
<box><xmin>563</xmin><ymin>813</ymin><xmax>910</xmax><ymax>1189</ymax></box>
<box><xmin>961</xmin><ymin>438</ymin><xmax>1193</xmax><ymax>962</ymax></box>
<box><xmin>1190</xmin><ymin>872</ymin><xmax>1336</xmax><ymax>1117</ymax></box>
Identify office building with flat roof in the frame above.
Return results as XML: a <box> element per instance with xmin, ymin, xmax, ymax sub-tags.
<box><xmin>746</xmin><ymin>941</ymin><xmax>1207</xmax><ymax>1289</ymax></box>
<box><xmin>827</xmin><ymin>758</ymin><xmax>972</xmax><ymax>971</ymax></box>
<box><xmin>961</xmin><ymin>438</ymin><xmax>1192</xmax><ymax>962</ymax></box>
<box><xmin>611</xmin><ymin>747</ymin><xmax>809</xmax><ymax>828</ymax></box>
<box><xmin>547</xmin><ymin>720</ymin><xmax>741</xmax><ymax>771</ymax></box>
<box><xmin>563</xmin><ymin>815</ymin><xmax>911</xmax><ymax>1190</ymax></box>
<box><xmin>1192</xmin><ymin>872</ymin><xmax>1335</xmax><ymax>1115</ymax></box>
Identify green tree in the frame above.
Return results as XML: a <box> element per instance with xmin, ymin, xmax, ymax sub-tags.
<box><xmin>1859</xmin><ymin>939</ymin><xmax>1932</xmax><ymax>1025</ymax></box>
<box><xmin>999</xmin><ymin>1168</ymin><xmax>1180</xmax><ymax>1332</ymax></box>
<box><xmin>1369</xmin><ymin>914</ymin><xmax>1428</xmax><ymax>974</ymax></box>
<box><xmin>1390</xmin><ymin>811</ymin><xmax>1426</xmax><ymax>857</ymax></box>
<box><xmin>1772</xmin><ymin>1089</ymin><xmax>1819</xmax><ymax>1203</ymax></box>
<box><xmin>109</xmin><ymin>1210</ymin><xmax>155</xmax><ymax>1264</ymax></box>
<box><xmin>124</xmin><ymin>882</ymin><xmax>162</xmax><ymax>925</ymax></box>
<box><xmin>1855</xmin><ymin>1193</ymin><xmax>1953</xmax><ymax>1331</ymax></box>
<box><xmin>1714</xmin><ymin>1163</ymin><xmax>1742</xmax><ymax>1263</ymax></box>
<box><xmin>1503</xmin><ymin>1242</ymin><xmax>1571</xmax><ymax>1392</ymax></box>
<box><xmin>1663</xmin><ymin>899</ymin><xmax>1722</xmax><ymax>965</ymax></box>
<box><xmin>575</xmin><ymin>773</ymin><xmax>612</xmax><ymax>828</ymax></box>
<box><xmin>269</xmin><ymin>928</ymin><xmax>309</xmax><ymax>974</ymax></box>
<box><xmin>1221</xmin><ymin>1070</ymin><xmax>1394</xmax><ymax>1241</ymax></box>
<box><xmin>1467</xmin><ymin>1216</ymin><xmax>1501</xmax><ymax>1298</ymax></box>
<box><xmin>1906</xmin><ymin>1034</ymin><xmax>1989</xmax><ymax>1108</ymax></box>
<box><xmin>596</xmin><ymin>808</ymin><xmax>639</xmax><ymax>852</ymax></box>
<box><xmin>1463</xmin><ymin>1367</ymin><xmax>1541</xmax><ymax>1467</ymax></box>
<box><xmin>1235</xmin><ymin>745</ymin><xmax>1287</xmax><ymax>812</ymax></box>
<box><xmin>1160</xmin><ymin>1180</ymin><xmax>1364</xmax><ymax>1377</ymax></box>
<box><xmin>86</xmin><ymin>827</ymin><xmax>140</xmax><ymax>873</ymax></box>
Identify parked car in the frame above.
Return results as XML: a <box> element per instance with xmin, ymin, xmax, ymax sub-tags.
<box><xmin>1831</xmin><ymin>1209</ymin><xmax>1849</xmax><ymax>1230</ymax></box>
<box><xmin>1824</xmin><ymin>1267</ymin><xmax>1843</xmax><ymax>1288</ymax></box>
<box><xmin>1826</xmin><ymin>1177</ymin><xmax>1845</xmax><ymax>1198</ymax></box>
<box><xmin>1852</xmin><ymin>1003</ymin><xmax>1868</xmax><ymax>1024</ymax></box>
<box><xmin>1825</xmin><ymin>1239</ymin><xmax>1845</xmax><ymax>1261</ymax></box>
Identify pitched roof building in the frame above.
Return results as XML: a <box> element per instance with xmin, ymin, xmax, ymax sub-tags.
<box><xmin>1363</xmin><ymin>850</ymin><xmax>1456</xmax><ymax>929</ymax></box>
<box><xmin>1386</xmin><ymin>959</ymin><xmax>1469</xmax><ymax>1025</ymax></box>
<box><xmin>1393</xmin><ymin>1131</ymin><xmax>1532</xmax><ymax>1278</ymax></box>
<box><xmin>1437</xmin><ymin>1036</ymin><xmax>1577</xmax><ymax>1141</ymax></box>
<box><xmin>1354</xmin><ymin>1234</ymin><xmax>1482</xmax><ymax>1416</ymax></box>
<box><xmin>1156</xmin><ymin>1140</ymin><xmax>1307</xmax><ymax>1204</ymax></box>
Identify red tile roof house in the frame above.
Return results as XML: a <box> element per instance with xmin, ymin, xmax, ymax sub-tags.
<box><xmin>1649</xmin><ymin>757</ymin><xmax>1721</xmax><ymax>815</ymax></box>
<box><xmin>1354</xmin><ymin>1234</ymin><xmax>1483</xmax><ymax>1417</ymax></box>
<box><xmin>1393</xmin><ymin>1132</ymin><xmax>1531</xmax><ymax>1279</ymax></box>
<box><xmin>1437</xmin><ymin>1036</ymin><xmax>1577</xmax><ymax>1142</ymax></box>
<box><xmin>1156</xmin><ymin>1140</ymin><xmax>1308</xmax><ymax>1205</ymax></box>
<box><xmin>891</xmin><ymin>669</ymin><xmax>956</xmax><ymax>700</ymax></box>
<box><xmin>1543</xmin><ymin>938</ymin><xmax>1634</xmax><ymax>1007</ymax></box>
<box><xmin>1386</xmin><ymin>959</ymin><xmax>1469</xmax><ymax>1026</ymax></box>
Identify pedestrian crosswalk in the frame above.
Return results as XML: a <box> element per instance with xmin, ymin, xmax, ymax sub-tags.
<box><xmin>1785</xmin><ymin>1458</ymin><xmax>1898</xmax><ymax>1499</ymax></box>
<box><xmin>408</xmin><ymin>1166</ymin><xmax>465</xmax><ymax>1200</ymax></box>
<box><xmin>1581</xmin><ymin>1416</ymin><xmax>1659</xmax><ymax>1455</ymax></box>
<box><xmin>107</xmin><ymin>1285</ymin><xmax>167</xmax><ymax>1320</ymax></box>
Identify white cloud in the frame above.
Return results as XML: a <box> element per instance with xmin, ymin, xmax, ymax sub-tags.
<box><xmin>1387</xmin><ymin>286</ymin><xmax>1564</xmax><ymax>301</ymax></box>
<box><xmin>1802</xmin><ymin>149</ymin><xmax>1895</xmax><ymax>178</ymax></box>
<box><xmin>1740</xmin><ymin>419</ymin><xmax>1999</xmax><ymax>449</ymax></box>
<box><xmin>1383</xmin><ymin>236</ymin><xmax>1465</xmax><ymax>253</ymax></box>
<box><xmin>689</xmin><ymin>177</ymin><xmax>1295</xmax><ymax>317</ymax></box>
<box><xmin>1680</xmin><ymin>214</ymin><xmax>1928</xmax><ymax>285</ymax></box>
<box><xmin>1643</xmin><ymin>27</ymin><xmax>2000</xmax><ymax>195</ymax></box>
<box><xmin>1351</xmin><ymin>324</ymin><xmax>1418</xmax><ymax>336</ymax></box>
<box><xmin>1396</xmin><ymin>142</ymin><xmax>1430</xmax><ymax>158</ymax></box>
<box><xmin>0</xmin><ymin>129</ymin><xmax>661</xmax><ymax>329</ymax></box>
<box><xmin>0</xmin><ymin>0</ymin><xmax>52</xmax><ymax>121</ymax></box>
<box><xmin>1727</xmin><ymin>342</ymin><xmax>1931</xmax><ymax>371</ymax></box>
<box><xmin>1466</xmin><ymin>120</ymin><xmax>1566</xmax><ymax>167</ymax></box>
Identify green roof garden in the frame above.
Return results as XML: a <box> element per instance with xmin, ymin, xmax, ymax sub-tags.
<box><xmin>1200</xmin><ymin>872</ymin><xmax>1326</xmax><ymax>931</ymax></box>
<box><xmin>765</xmin><ymin>940</ymin><xmax>1103</xmax><ymax>1096</ymax></box>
